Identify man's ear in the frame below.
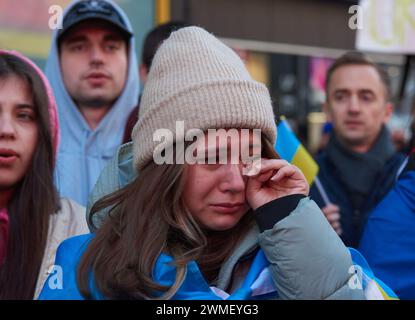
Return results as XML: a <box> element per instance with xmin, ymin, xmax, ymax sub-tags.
<box><xmin>323</xmin><ymin>102</ymin><xmax>332</xmax><ymax>122</ymax></box>
<box><xmin>383</xmin><ymin>102</ymin><xmax>394</xmax><ymax>124</ymax></box>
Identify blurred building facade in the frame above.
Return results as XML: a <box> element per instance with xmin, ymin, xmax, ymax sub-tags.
<box><xmin>169</xmin><ymin>0</ymin><xmax>408</xmax><ymax>152</ymax></box>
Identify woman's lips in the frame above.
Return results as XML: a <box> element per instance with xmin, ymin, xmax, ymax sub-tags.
<box><xmin>0</xmin><ymin>149</ymin><xmax>19</xmax><ymax>166</ymax></box>
<box><xmin>0</xmin><ymin>155</ymin><xmax>18</xmax><ymax>165</ymax></box>
<box><xmin>210</xmin><ymin>203</ymin><xmax>245</xmax><ymax>214</ymax></box>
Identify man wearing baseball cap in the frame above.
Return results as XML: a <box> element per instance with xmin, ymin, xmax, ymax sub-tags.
<box><xmin>45</xmin><ymin>0</ymin><xmax>139</xmax><ymax>206</ymax></box>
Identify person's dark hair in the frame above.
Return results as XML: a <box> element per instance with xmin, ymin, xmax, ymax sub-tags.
<box><xmin>141</xmin><ymin>21</ymin><xmax>189</xmax><ymax>70</ymax></box>
<box><xmin>0</xmin><ymin>53</ymin><xmax>60</xmax><ymax>299</ymax></box>
<box><xmin>325</xmin><ymin>51</ymin><xmax>391</xmax><ymax>101</ymax></box>
<box><xmin>77</xmin><ymin>136</ymin><xmax>278</xmax><ymax>300</ymax></box>
<box><xmin>122</xmin><ymin>21</ymin><xmax>189</xmax><ymax>144</ymax></box>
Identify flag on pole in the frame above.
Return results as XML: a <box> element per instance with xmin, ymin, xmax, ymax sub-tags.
<box><xmin>275</xmin><ymin>117</ymin><xmax>319</xmax><ymax>185</ymax></box>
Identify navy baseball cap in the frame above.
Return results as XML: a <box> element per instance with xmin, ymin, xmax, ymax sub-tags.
<box><xmin>58</xmin><ymin>0</ymin><xmax>132</xmax><ymax>39</ymax></box>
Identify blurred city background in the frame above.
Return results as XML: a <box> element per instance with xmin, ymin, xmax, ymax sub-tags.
<box><xmin>1</xmin><ymin>0</ymin><xmax>414</xmax><ymax>154</ymax></box>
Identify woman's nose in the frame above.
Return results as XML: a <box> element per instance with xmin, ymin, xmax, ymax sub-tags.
<box><xmin>0</xmin><ymin>116</ymin><xmax>16</xmax><ymax>139</ymax></box>
<box><xmin>219</xmin><ymin>164</ymin><xmax>246</xmax><ymax>193</ymax></box>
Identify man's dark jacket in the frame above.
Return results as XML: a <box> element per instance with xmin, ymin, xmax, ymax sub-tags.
<box><xmin>310</xmin><ymin>131</ymin><xmax>405</xmax><ymax>248</ymax></box>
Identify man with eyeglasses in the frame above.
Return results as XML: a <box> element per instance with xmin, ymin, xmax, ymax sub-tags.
<box><xmin>45</xmin><ymin>0</ymin><xmax>139</xmax><ymax>206</ymax></box>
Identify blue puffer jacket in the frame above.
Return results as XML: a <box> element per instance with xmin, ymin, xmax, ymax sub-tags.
<box><xmin>359</xmin><ymin>153</ymin><xmax>415</xmax><ymax>299</ymax></box>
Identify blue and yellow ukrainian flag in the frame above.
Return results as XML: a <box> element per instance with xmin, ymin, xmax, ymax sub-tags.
<box><xmin>274</xmin><ymin>117</ymin><xmax>319</xmax><ymax>185</ymax></box>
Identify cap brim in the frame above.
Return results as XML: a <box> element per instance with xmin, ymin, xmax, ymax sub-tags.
<box><xmin>58</xmin><ymin>13</ymin><xmax>132</xmax><ymax>39</ymax></box>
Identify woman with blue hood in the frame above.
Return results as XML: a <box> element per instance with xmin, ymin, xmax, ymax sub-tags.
<box><xmin>39</xmin><ymin>27</ymin><xmax>395</xmax><ymax>300</ymax></box>
<box><xmin>45</xmin><ymin>0</ymin><xmax>139</xmax><ymax>206</ymax></box>
<box><xmin>0</xmin><ymin>50</ymin><xmax>88</xmax><ymax>300</ymax></box>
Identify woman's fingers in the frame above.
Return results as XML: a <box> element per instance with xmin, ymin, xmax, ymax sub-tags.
<box><xmin>245</xmin><ymin>158</ymin><xmax>310</xmax><ymax>209</ymax></box>
<box><xmin>270</xmin><ymin>164</ymin><xmax>300</xmax><ymax>182</ymax></box>
<box><xmin>243</xmin><ymin>159</ymin><xmax>291</xmax><ymax>178</ymax></box>
<box><xmin>244</xmin><ymin>159</ymin><xmax>291</xmax><ymax>192</ymax></box>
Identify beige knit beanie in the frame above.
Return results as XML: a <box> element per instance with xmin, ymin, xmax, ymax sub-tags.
<box><xmin>131</xmin><ymin>26</ymin><xmax>276</xmax><ymax>170</ymax></box>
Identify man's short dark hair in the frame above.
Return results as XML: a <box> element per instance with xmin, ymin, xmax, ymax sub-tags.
<box><xmin>325</xmin><ymin>51</ymin><xmax>391</xmax><ymax>101</ymax></box>
<box><xmin>141</xmin><ymin>21</ymin><xmax>189</xmax><ymax>70</ymax></box>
